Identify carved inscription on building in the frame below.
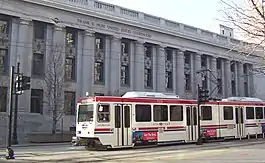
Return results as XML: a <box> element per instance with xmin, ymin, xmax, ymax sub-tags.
<box><xmin>77</xmin><ymin>18</ymin><xmax>152</xmax><ymax>38</ymax></box>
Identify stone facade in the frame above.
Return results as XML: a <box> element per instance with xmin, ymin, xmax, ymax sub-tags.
<box><xmin>0</xmin><ymin>0</ymin><xmax>264</xmax><ymax>144</ymax></box>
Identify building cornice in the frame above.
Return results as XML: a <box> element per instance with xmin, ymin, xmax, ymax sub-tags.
<box><xmin>20</xmin><ymin>0</ymin><xmax>264</xmax><ymax>58</ymax></box>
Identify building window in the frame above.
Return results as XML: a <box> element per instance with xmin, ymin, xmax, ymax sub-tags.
<box><xmin>34</xmin><ymin>21</ymin><xmax>45</xmax><ymax>39</ymax></box>
<box><xmin>0</xmin><ymin>19</ymin><xmax>9</xmax><ymax>74</ymax></box>
<box><xmin>201</xmin><ymin>55</ymin><xmax>207</xmax><ymax>68</ymax></box>
<box><xmin>231</xmin><ymin>61</ymin><xmax>235</xmax><ymax>72</ymax></box>
<box><xmin>64</xmin><ymin>91</ymin><xmax>76</xmax><ymax>115</ymax></box>
<box><xmin>32</xmin><ymin>54</ymin><xmax>44</xmax><ymax>76</ymax></box>
<box><xmin>217</xmin><ymin>79</ymin><xmax>222</xmax><ymax>94</ymax></box>
<box><xmin>231</xmin><ymin>80</ymin><xmax>236</xmax><ymax>96</ymax></box>
<box><xmin>244</xmin><ymin>82</ymin><xmax>249</xmax><ymax>97</ymax></box>
<box><xmin>120</xmin><ymin>41</ymin><xmax>130</xmax><ymax>86</ymax></box>
<box><xmin>217</xmin><ymin>58</ymin><xmax>221</xmax><ymax>70</ymax></box>
<box><xmin>30</xmin><ymin>89</ymin><xmax>43</xmax><ymax>114</ymax></box>
<box><xmin>32</xmin><ymin>21</ymin><xmax>46</xmax><ymax>77</ymax></box>
<box><xmin>94</xmin><ymin>35</ymin><xmax>105</xmax><ymax>83</ymax></box>
<box><xmin>65</xmin><ymin>28</ymin><xmax>77</xmax><ymax>81</ymax></box>
<box><xmin>165</xmin><ymin>49</ymin><xmax>173</xmax><ymax>89</ymax></box>
<box><xmin>0</xmin><ymin>87</ymin><xmax>7</xmax><ymax>112</ymax></box>
<box><xmin>144</xmin><ymin>45</ymin><xmax>152</xmax><ymax>88</ymax></box>
<box><xmin>0</xmin><ymin>49</ymin><xmax>7</xmax><ymax>74</ymax></box>
<box><xmin>243</xmin><ymin>64</ymin><xmax>248</xmax><ymax>74</ymax></box>
<box><xmin>0</xmin><ymin>20</ymin><xmax>8</xmax><ymax>34</ymax></box>
<box><xmin>184</xmin><ymin>52</ymin><xmax>191</xmax><ymax>91</ymax></box>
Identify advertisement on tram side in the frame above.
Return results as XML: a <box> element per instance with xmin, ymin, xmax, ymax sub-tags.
<box><xmin>133</xmin><ymin>131</ymin><xmax>158</xmax><ymax>145</ymax></box>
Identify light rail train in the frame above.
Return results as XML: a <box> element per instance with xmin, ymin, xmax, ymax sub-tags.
<box><xmin>75</xmin><ymin>91</ymin><xmax>265</xmax><ymax>149</ymax></box>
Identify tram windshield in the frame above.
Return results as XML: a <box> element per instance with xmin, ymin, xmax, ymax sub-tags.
<box><xmin>78</xmin><ymin>104</ymin><xmax>94</xmax><ymax>122</ymax></box>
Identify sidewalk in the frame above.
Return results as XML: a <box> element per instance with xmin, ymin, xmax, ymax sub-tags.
<box><xmin>0</xmin><ymin>142</ymin><xmax>71</xmax><ymax>148</ymax></box>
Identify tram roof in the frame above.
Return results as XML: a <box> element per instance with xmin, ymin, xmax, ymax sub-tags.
<box><xmin>78</xmin><ymin>96</ymin><xmax>265</xmax><ymax>106</ymax></box>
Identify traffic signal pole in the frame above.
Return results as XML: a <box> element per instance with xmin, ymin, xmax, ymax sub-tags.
<box><xmin>196</xmin><ymin>84</ymin><xmax>202</xmax><ymax>145</ymax></box>
<box><xmin>12</xmin><ymin>62</ymin><xmax>20</xmax><ymax>145</ymax></box>
<box><xmin>6</xmin><ymin>66</ymin><xmax>15</xmax><ymax>159</ymax></box>
<box><xmin>7</xmin><ymin>66</ymin><xmax>14</xmax><ymax>148</ymax></box>
<box><xmin>5</xmin><ymin>63</ymin><xmax>31</xmax><ymax>160</ymax></box>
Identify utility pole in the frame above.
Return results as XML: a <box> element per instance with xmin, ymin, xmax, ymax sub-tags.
<box><xmin>196</xmin><ymin>84</ymin><xmax>209</xmax><ymax>145</ymax></box>
<box><xmin>12</xmin><ymin>62</ymin><xmax>20</xmax><ymax>145</ymax></box>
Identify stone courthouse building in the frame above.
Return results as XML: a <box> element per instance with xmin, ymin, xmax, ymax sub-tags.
<box><xmin>0</xmin><ymin>0</ymin><xmax>264</xmax><ymax>143</ymax></box>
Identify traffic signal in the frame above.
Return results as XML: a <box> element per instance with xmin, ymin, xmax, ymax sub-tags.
<box><xmin>198</xmin><ymin>87</ymin><xmax>209</xmax><ymax>103</ymax></box>
<box><xmin>15</xmin><ymin>74</ymin><xmax>31</xmax><ymax>95</ymax></box>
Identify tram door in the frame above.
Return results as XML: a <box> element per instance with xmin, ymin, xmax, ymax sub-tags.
<box><xmin>114</xmin><ymin>104</ymin><xmax>133</xmax><ymax>147</ymax></box>
<box><xmin>186</xmin><ymin>106</ymin><xmax>198</xmax><ymax>142</ymax></box>
<box><xmin>235</xmin><ymin>106</ymin><xmax>245</xmax><ymax>139</ymax></box>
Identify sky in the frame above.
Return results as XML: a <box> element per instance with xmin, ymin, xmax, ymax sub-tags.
<box><xmin>100</xmin><ymin>0</ymin><xmax>225</xmax><ymax>34</ymax></box>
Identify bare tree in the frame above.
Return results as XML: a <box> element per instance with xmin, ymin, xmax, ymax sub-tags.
<box><xmin>220</xmin><ymin>0</ymin><xmax>265</xmax><ymax>76</ymax></box>
<box><xmin>44</xmin><ymin>44</ymin><xmax>65</xmax><ymax>134</ymax></box>
<box><xmin>220</xmin><ymin>0</ymin><xmax>265</xmax><ymax>56</ymax></box>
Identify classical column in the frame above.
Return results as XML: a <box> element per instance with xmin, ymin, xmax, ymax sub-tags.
<box><xmin>52</xmin><ymin>24</ymin><xmax>66</xmax><ymax>80</ymax></box>
<box><xmin>248</xmin><ymin>64</ymin><xmax>254</xmax><ymax>96</ymax></box>
<box><xmin>134</xmin><ymin>40</ymin><xmax>145</xmax><ymax>91</ymax></box>
<box><xmin>221</xmin><ymin>59</ymin><xmax>226</xmax><ymax>97</ymax></box>
<box><xmin>18</xmin><ymin>18</ymin><xmax>33</xmax><ymax>77</ymax></box>
<box><xmin>53</xmin><ymin>25</ymin><xmax>66</xmax><ymax>47</ymax></box>
<box><xmin>190</xmin><ymin>53</ymin><xmax>195</xmax><ymax>98</ymax></box>
<box><xmin>9</xmin><ymin>18</ymin><xmax>19</xmax><ymax>67</ymax></box>
<box><xmin>17</xmin><ymin>18</ymin><xmax>33</xmax><ymax>113</ymax></box>
<box><xmin>210</xmin><ymin>56</ymin><xmax>217</xmax><ymax>97</ymax></box>
<box><xmin>110</xmin><ymin>35</ymin><xmax>122</xmax><ymax>94</ymax></box>
<box><xmin>172</xmin><ymin>49</ymin><xmax>177</xmax><ymax>93</ymax></box>
<box><xmin>194</xmin><ymin>52</ymin><xmax>201</xmax><ymax>93</ymax></box>
<box><xmin>224</xmin><ymin>59</ymin><xmax>232</xmax><ymax>97</ymax></box>
<box><xmin>156</xmin><ymin>45</ymin><xmax>166</xmax><ymax>92</ymax></box>
<box><xmin>234</xmin><ymin>61</ymin><xmax>238</xmax><ymax>96</ymax></box>
<box><xmin>76</xmin><ymin>30</ymin><xmax>84</xmax><ymax>98</ymax></box>
<box><xmin>206</xmin><ymin>56</ymin><xmax>211</xmax><ymax>92</ymax></box>
<box><xmin>237</xmin><ymin>62</ymin><xmax>244</xmax><ymax>96</ymax></box>
<box><xmin>129</xmin><ymin>41</ymin><xmax>135</xmax><ymax>90</ymax></box>
<box><xmin>81</xmin><ymin>30</ymin><xmax>94</xmax><ymax>96</ymax></box>
<box><xmin>176</xmin><ymin>49</ymin><xmax>185</xmax><ymax>98</ymax></box>
<box><xmin>104</xmin><ymin>36</ymin><xmax>111</xmax><ymax>89</ymax></box>
<box><xmin>152</xmin><ymin>45</ymin><xmax>157</xmax><ymax>91</ymax></box>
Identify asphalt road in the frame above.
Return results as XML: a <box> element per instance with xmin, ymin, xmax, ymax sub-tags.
<box><xmin>1</xmin><ymin>139</ymin><xmax>265</xmax><ymax>162</ymax></box>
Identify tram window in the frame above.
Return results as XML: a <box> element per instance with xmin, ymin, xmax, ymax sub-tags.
<box><xmin>255</xmin><ymin>107</ymin><xmax>263</xmax><ymax>119</ymax></box>
<box><xmin>135</xmin><ymin>105</ymin><xmax>151</xmax><ymax>122</ymax></box>
<box><xmin>153</xmin><ymin>105</ymin><xmax>168</xmax><ymax>122</ymax></box>
<box><xmin>201</xmin><ymin>106</ymin><xmax>212</xmax><ymax>120</ymax></box>
<box><xmin>97</xmin><ymin>104</ymin><xmax>110</xmax><ymax>123</ymax></box>
<box><xmin>170</xmin><ymin>105</ymin><xmax>183</xmax><ymax>121</ymax></box>
<box><xmin>223</xmin><ymin>106</ymin><xmax>233</xmax><ymax>120</ymax></box>
<box><xmin>246</xmin><ymin>107</ymin><xmax>254</xmax><ymax>119</ymax></box>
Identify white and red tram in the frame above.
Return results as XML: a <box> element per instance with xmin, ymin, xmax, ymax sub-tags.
<box><xmin>75</xmin><ymin>91</ymin><xmax>265</xmax><ymax>149</ymax></box>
